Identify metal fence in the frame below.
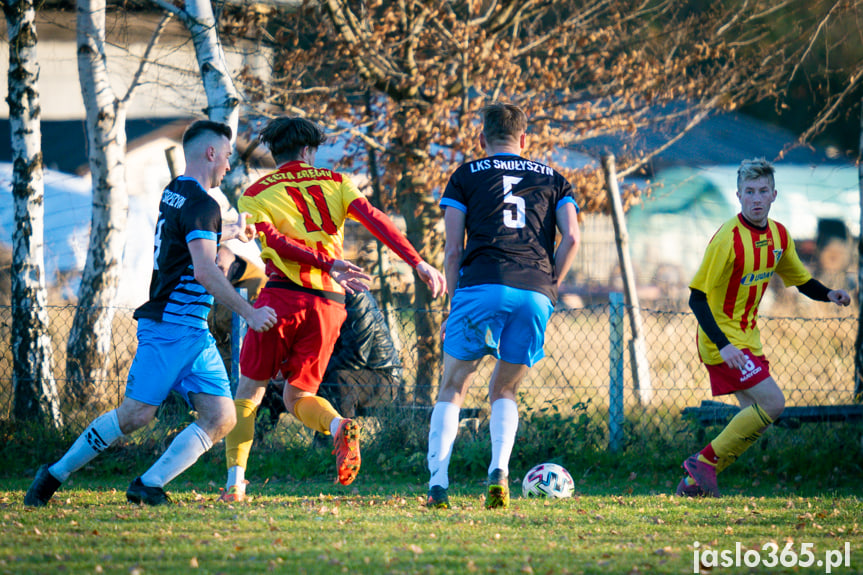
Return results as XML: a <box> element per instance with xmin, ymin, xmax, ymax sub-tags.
<box><xmin>2</xmin><ymin>296</ymin><xmax>859</xmax><ymax>453</ymax></box>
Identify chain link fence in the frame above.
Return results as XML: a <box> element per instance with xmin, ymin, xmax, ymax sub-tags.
<box><xmin>1</xmin><ymin>298</ymin><xmax>859</xmax><ymax>454</ymax></box>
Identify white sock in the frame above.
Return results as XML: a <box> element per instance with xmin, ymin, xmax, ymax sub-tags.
<box><xmin>49</xmin><ymin>410</ymin><xmax>123</xmax><ymax>482</ymax></box>
<box><xmin>140</xmin><ymin>423</ymin><xmax>212</xmax><ymax>488</ymax></box>
<box><xmin>329</xmin><ymin>417</ymin><xmax>342</xmax><ymax>437</ymax></box>
<box><xmin>226</xmin><ymin>465</ymin><xmax>245</xmax><ymax>488</ymax></box>
<box><xmin>427</xmin><ymin>402</ymin><xmax>460</xmax><ymax>489</ymax></box>
<box><xmin>488</xmin><ymin>398</ymin><xmax>518</xmax><ymax>477</ymax></box>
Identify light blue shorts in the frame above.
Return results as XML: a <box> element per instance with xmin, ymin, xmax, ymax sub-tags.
<box><xmin>124</xmin><ymin>318</ymin><xmax>231</xmax><ymax>406</ymax></box>
<box><xmin>443</xmin><ymin>284</ymin><xmax>554</xmax><ymax>367</ymax></box>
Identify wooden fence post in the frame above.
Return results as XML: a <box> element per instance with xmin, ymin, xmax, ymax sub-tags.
<box><xmin>603</xmin><ymin>154</ymin><xmax>653</xmax><ymax>406</ymax></box>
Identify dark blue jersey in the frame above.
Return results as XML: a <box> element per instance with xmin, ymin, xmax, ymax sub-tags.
<box><xmin>440</xmin><ymin>153</ymin><xmax>578</xmax><ymax>303</ymax></box>
<box><xmin>134</xmin><ymin>176</ymin><xmax>222</xmax><ymax>328</ymax></box>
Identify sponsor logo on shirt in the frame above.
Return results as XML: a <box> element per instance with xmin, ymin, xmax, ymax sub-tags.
<box><xmin>740</xmin><ymin>270</ymin><xmax>774</xmax><ymax>286</ymax></box>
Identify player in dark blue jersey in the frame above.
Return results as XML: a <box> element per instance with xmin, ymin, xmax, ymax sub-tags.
<box><xmin>425</xmin><ymin>103</ymin><xmax>581</xmax><ymax>509</ymax></box>
<box><xmin>25</xmin><ymin>121</ymin><xmax>277</xmax><ymax>507</ymax></box>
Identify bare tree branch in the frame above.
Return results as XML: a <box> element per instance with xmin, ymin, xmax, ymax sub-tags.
<box><xmin>120</xmin><ymin>12</ymin><xmax>172</xmax><ymax>105</ymax></box>
<box><xmin>797</xmin><ymin>63</ymin><xmax>863</xmax><ymax>146</ymax></box>
<box><xmin>787</xmin><ymin>0</ymin><xmax>841</xmax><ymax>85</ymax></box>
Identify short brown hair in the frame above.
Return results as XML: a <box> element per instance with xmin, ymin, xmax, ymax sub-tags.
<box><xmin>481</xmin><ymin>103</ymin><xmax>527</xmax><ymax>146</ymax></box>
<box><xmin>259</xmin><ymin>117</ymin><xmax>327</xmax><ymax>162</ymax></box>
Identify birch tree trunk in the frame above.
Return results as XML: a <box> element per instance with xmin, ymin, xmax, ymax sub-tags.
<box><xmin>153</xmin><ymin>0</ymin><xmax>245</xmax><ymax>203</ymax></box>
<box><xmin>3</xmin><ymin>0</ymin><xmax>63</xmax><ymax>428</ymax></box>
<box><xmin>66</xmin><ymin>0</ymin><xmax>128</xmax><ymax>413</ymax></box>
<box><xmin>181</xmin><ymin>0</ymin><xmax>240</xmax><ymax>129</ymax></box>
<box><xmin>185</xmin><ymin>0</ymin><xmax>246</xmax><ymax>204</ymax></box>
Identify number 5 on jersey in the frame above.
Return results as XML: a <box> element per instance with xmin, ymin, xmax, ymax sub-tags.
<box><xmin>503</xmin><ymin>175</ymin><xmax>525</xmax><ymax>229</ymax></box>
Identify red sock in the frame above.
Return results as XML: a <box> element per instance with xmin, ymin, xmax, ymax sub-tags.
<box><xmin>699</xmin><ymin>443</ymin><xmax>719</xmax><ymax>466</ymax></box>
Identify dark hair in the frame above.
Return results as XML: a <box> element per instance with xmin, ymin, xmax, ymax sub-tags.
<box><xmin>259</xmin><ymin>117</ymin><xmax>327</xmax><ymax>161</ymax></box>
<box><xmin>182</xmin><ymin>120</ymin><xmax>232</xmax><ymax>148</ymax></box>
<box><xmin>481</xmin><ymin>103</ymin><xmax>527</xmax><ymax>145</ymax></box>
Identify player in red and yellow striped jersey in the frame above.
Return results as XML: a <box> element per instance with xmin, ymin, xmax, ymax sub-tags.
<box><xmin>676</xmin><ymin>158</ymin><xmax>850</xmax><ymax>498</ymax></box>
<box><xmin>219</xmin><ymin>117</ymin><xmax>445</xmax><ymax>500</ymax></box>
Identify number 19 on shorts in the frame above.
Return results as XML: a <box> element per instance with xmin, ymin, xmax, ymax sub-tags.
<box><xmin>693</xmin><ymin>541</ymin><xmax>852</xmax><ymax>573</ymax></box>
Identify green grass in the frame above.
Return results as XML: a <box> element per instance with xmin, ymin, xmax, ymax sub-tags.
<box><xmin>2</xmin><ymin>398</ymin><xmax>862</xmax><ymax>574</ymax></box>
<box><xmin>1</xmin><ymin>472</ymin><xmax>861</xmax><ymax>575</ymax></box>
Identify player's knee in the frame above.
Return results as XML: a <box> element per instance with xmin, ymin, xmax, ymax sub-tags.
<box><xmin>117</xmin><ymin>403</ymin><xmax>156</xmax><ymax>434</ymax></box>
<box><xmin>763</xmin><ymin>395</ymin><xmax>785</xmax><ymax>421</ymax></box>
<box><xmin>120</xmin><ymin>412</ymin><xmax>153</xmax><ymax>434</ymax></box>
<box><xmin>220</xmin><ymin>407</ymin><xmax>237</xmax><ymax>431</ymax></box>
<box><xmin>201</xmin><ymin>409</ymin><xmax>236</xmax><ymax>441</ymax></box>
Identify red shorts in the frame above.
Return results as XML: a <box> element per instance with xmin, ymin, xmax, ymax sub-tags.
<box><xmin>239</xmin><ymin>287</ymin><xmax>347</xmax><ymax>393</ymax></box>
<box><xmin>705</xmin><ymin>349</ymin><xmax>771</xmax><ymax>396</ymax></box>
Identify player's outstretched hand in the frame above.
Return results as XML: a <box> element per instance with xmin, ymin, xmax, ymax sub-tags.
<box><xmin>223</xmin><ymin>212</ymin><xmax>257</xmax><ymax>243</ymax></box>
<box><xmin>329</xmin><ymin>259</ymin><xmax>371</xmax><ymax>294</ymax></box>
<box><xmin>237</xmin><ymin>212</ymin><xmax>257</xmax><ymax>243</ymax></box>
<box><xmin>246</xmin><ymin>305</ymin><xmax>277</xmax><ymax>332</ymax></box>
<box><xmin>829</xmin><ymin>289</ymin><xmax>851</xmax><ymax>306</ymax></box>
<box><xmin>416</xmin><ymin>261</ymin><xmax>446</xmax><ymax>298</ymax></box>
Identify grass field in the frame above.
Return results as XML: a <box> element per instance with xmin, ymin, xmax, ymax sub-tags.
<box><xmin>1</xmin><ymin>302</ymin><xmax>861</xmax><ymax>574</ymax></box>
<box><xmin>2</xmin><ymin>464</ymin><xmax>862</xmax><ymax>575</ymax></box>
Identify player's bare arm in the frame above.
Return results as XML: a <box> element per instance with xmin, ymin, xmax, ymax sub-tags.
<box><xmin>439</xmin><ymin>205</ymin><xmax>466</xmax><ymax>341</ymax></box>
<box><xmin>189</xmin><ymin>238</ymin><xmax>277</xmax><ymax>332</ymax></box>
<box><xmin>442</xmin><ymin>206</ymin><xmax>466</xmax><ymax>300</ymax></box>
<box><xmin>553</xmin><ymin>201</ymin><xmax>580</xmax><ymax>288</ymax></box>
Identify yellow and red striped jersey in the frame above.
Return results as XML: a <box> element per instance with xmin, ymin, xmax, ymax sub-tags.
<box><xmin>690</xmin><ymin>214</ymin><xmax>811</xmax><ymax>364</ymax></box>
<box><xmin>239</xmin><ymin>161</ymin><xmax>364</xmax><ymax>294</ymax></box>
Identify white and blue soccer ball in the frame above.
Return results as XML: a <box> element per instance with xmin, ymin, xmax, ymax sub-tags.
<box><xmin>522</xmin><ymin>462</ymin><xmax>575</xmax><ymax>498</ymax></box>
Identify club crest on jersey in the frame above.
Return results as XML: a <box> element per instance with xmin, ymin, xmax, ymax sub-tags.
<box><xmin>773</xmin><ymin>248</ymin><xmax>783</xmax><ymax>261</ymax></box>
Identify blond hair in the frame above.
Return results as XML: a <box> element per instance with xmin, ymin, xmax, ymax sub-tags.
<box><xmin>737</xmin><ymin>157</ymin><xmax>775</xmax><ymax>191</ymax></box>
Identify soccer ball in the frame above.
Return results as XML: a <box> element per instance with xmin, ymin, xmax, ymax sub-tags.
<box><xmin>522</xmin><ymin>463</ymin><xmax>575</xmax><ymax>498</ymax></box>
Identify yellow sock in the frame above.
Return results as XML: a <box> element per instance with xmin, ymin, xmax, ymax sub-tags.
<box><xmin>225</xmin><ymin>399</ymin><xmax>258</xmax><ymax>469</ymax></box>
<box><xmin>702</xmin><ymin>404</ymin><xmax>773</xmax><ymax>474</ymax></box>
<box><xmin>293</xmin><ymin>396</ymin><xmax>340</xmax><ymax>435</ymax></box>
